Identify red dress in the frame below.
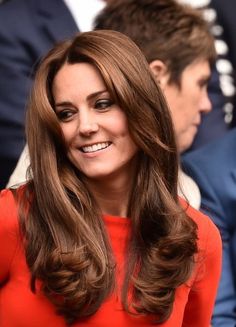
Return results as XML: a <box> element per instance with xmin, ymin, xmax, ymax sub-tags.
<box><xmin>0</xmin><ymin>189</ymin><xmax>222</xmax><ymax>326</ymax></box>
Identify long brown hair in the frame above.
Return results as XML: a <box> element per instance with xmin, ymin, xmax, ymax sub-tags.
<box><xmin>18</xmin><ymin>30</ymin><xmax>197</xmax><ymax>324</ymax></box>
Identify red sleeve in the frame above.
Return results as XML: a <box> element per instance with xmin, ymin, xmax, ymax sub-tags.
<box><xmin>0</xmin><ymin>189</ymin><xmax>20</xmax><ymax>283</ymax></box>
<box><xmin>182</xmin><ymin>206</ymin><xmax>222</xmax><ymax>327</ymax></box>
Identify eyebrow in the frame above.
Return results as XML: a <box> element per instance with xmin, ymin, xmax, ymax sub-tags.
<box><xmin>55</xmin><ymin>90</ymin><xmax>108</xmax><ymax>107</ymax></box>
<box><xmin>87</xmin><ymin>89</ymin><xmax>108</xmax><ymax>101</ymax></box>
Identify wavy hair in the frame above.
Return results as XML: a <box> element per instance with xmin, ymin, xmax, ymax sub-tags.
<box><xmin>18</xmin><ymin>30</ymin><xmax>197</xmax><ymax>324</ymax></box>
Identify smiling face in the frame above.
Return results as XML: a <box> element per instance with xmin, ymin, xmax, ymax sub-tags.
<box><xmin>163</xmin><ymin>59</ymin><xmax>212</xmax><ymax>153</ymax></box>
<box><xmin>53</xmin><ymin>62</ymin><xmax>138</xmax><ymax>185</ymax></box>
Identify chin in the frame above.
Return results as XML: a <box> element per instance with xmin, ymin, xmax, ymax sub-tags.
<box><xmin>81</xmin><ymin>168</ymin><xmax>115</xmax><ymax>180</ymax></box>
<box><xmin>179</xmin><ymin>140</ymin><xmax>193</xmax><ymax>154</ymax></box>
<box><xmin>179</xmin><ymin>131</ymin><xmax>197</xmax><ymax>153</ymax></box>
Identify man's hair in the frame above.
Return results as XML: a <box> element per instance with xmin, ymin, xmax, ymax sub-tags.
<box><xmin>95</xmin><ymin>0</ymin><xmax>216</xmax><ymax>86</ymax></box>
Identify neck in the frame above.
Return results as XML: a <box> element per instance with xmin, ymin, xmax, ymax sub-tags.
<box><xmin>85</xmin><ymin>172</ymin><xmax>135</xmax><ymax>218</ymax></box>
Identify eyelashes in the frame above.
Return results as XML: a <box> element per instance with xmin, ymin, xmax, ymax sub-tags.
<box><xmin>56</xmin><ymin>109</ymin><xmax>74</xmax><ymax>121</ymax></box>
<box><xmin>55</xmin><ymin>98</ymin><xmax>115</xmax><ymax>122</ymax></box>
<box><xmin>94</xmin><ymin>99</ymin><xmax>114</xmax><ymax>110</ymax></box>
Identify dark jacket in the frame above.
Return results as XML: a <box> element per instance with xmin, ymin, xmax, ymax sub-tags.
<box><xmin>0</xmin><ymin>0</ymin><xmax>78</xmax><ymax>187</ymax></box>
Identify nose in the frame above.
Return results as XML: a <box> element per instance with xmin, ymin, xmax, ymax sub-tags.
<box><xmin>78</xmin><ymin>110</ymin><xmax>99</xmax><ymax>136</ymax></box>
<box><xmin>200</xmin><ymin>91</ymin><xmax>212</xmax><ymax>114</ymax></box>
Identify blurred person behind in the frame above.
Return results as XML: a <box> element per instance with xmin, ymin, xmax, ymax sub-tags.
<box><xmin>178</xmin><ymin>0</ymin><xmax>236</xmax><ymax>151</ymax></box>
<box><xmin>175</xmin><ymin>2</ymin><xmax>236</xmax><ymax>323</ymax></box>
<box><xmin>183</xmin><ymin>122</ymin><xmax>236</xmax><ymax>325</ymax></box>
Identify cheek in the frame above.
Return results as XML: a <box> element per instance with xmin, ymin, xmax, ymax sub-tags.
<box><xmin>185</xmin><ymin>87</ymin><xmax>200</xmax><ymax>111</ymax></box>
<box><xmin>128</xmin><ymin>141</ymin><xmax>139</xmax><ymax>158</ymax></box>
<box><xmin>181</xmin><ymin>93</ymin><xmax>198</xmax><ymax>122</ymax></box>
<box><xmin>111</xmin><ymin>117</ymin><xmax>138</xmax><ymax>153</ymax></box>
<box><xmin>121</xmin><ymin>132</ymin><xmax>139</xmax><ymax>158</ymax></box>
<box><xmin>108</xmin><ymin>112</ymin><xmax>129</xmax><ymax>136</ymax></box>
<box><xmin>187</xmin><ymin>99</ymin><xmax>200</xmax><ymax>121</ymax></box>
<box><xmin>61</xmin><ymin>123</ymin><xmax>77</xmax><ymax>146</ymax></box>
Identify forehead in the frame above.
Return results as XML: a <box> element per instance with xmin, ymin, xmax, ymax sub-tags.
<box><xmin>52</xmin><ymin>62</ymin><xmax>107</xmax><ymax>98</ymax></box>
<box><xmin>54</xmin><ymin>62</ymin><xmax>104</xmax><ymax>85</ymax></box>
<box><xmin>181</xmin><ymin>59</ymin><xmax>211</xmax><ymax>80</ymax></box>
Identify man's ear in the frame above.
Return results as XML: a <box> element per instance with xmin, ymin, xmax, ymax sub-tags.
<box><xmin>149</xmin><ymin>60</ymin><xmax>170</xmax><ymax>89</ymax></box>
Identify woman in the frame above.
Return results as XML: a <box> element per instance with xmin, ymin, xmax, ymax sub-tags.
<box><xmin>0</xmin><ymin>30</ymin><xmax>221</xmax><ymax>326</ymax></box>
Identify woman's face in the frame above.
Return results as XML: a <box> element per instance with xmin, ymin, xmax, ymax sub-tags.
<box><xmin>52</xmin><ymin>62</ymin><xmax>138</xmax><ymax>184</ymax></box>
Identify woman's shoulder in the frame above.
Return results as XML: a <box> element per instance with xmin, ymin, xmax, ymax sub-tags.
<box><xmin>0</xmin><ymin>185</ymin><xmax>28</xmax><ymax>230</ymax></box>
<box><xmin>0</xmin><ymin>188</ymin><xmax>20</xmax><ymax>230</ymax></box>
<box><xmin>0</xmin><ymin>188</ymin><xmax>24</xmax><ymax>281</ymax></box>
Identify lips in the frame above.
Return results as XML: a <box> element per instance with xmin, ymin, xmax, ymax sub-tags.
<box><xmin>80</xmin><ymin>142</ymin><xmax>111</xmax><ymax>153</ymax></box>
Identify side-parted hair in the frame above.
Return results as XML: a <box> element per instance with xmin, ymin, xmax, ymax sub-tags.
<box><xmin>19</xmin><ymin>30</ymin><xmax>197</xmax><ymax>325</ymax></box>
<box><xmin>95</xmin><ymin>0</ymin><xmax>216</xmax><ymax>86</ymax></box>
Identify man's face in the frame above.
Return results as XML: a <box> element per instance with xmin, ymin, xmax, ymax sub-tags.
<box><xmin>163</xmin><ymin>59</ymin><xmax>212</xmax><ymax>153</ymax></box>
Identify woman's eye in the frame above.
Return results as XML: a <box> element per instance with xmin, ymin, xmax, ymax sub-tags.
<box><xmin>57</xmin><ymin>110</ymin><xmax>74</xmax><ymax>121</ymax></box>
<box><xmin>95</xmin><ymin>99</ymin><xmax>113</xmax><ymax>110</ymax></box>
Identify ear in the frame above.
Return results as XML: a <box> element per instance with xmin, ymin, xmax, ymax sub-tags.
<box><xmin>149</xmin><ymin>60</ymin><xmax>170</xmax><ymax>89</ymax></box>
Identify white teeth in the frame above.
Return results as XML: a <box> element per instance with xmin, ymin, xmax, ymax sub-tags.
<box><xmin>81</xmin><ymin>142</ymin><xmax>110</xmax><ymax>153</ymax></box>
